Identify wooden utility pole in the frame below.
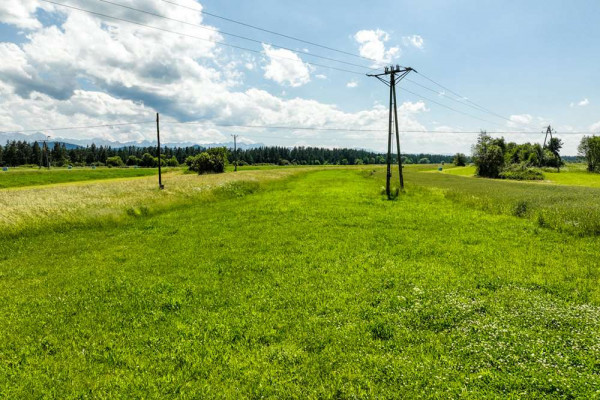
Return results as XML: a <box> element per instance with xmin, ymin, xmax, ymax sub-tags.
<box><xmin>368</xmin><ymin>65</ymin><xmax>414</xmax><ymax>198</ymax></box>
<box><xmin>543</xmin><ymin>125</ymin><xmax>554</xmax><ymax>148</ymax></box>
<box><xmin>156</xmin><ymin>113</ymin><xmax>164</xmax><ymax>189</ymax></box>
<box><xmin>231</xmin><ymin>134</ymin><xmax>238</xmax><ymax>172</ymax></box>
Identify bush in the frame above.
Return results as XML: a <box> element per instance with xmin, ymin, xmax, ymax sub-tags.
<box><xmin>498</xmin><ymin>165</ymin><xmax>544</xmax><ymax>181</ymax></box>
<box><xmin>141</xmin><ymin>153</ymin><xmax>156</xmax><ymax>168</ymax></box>
<box><xmin>106</xmin><ymin>156</ymin><xmax>124</xmax><ymax>167</ymax></box>
<box><xmin>418</xmin><ymin>158</ymin><xmax>430</xmax><ymax>164</ymax></box>
<box><xmin>166</xmin><ymin>156</ymin><xmax>179</xmax><ymax>167</ymax></box>
<box><xmin>187</xmin><ymin>147</ymin><xmax>228</xmax><ymax>174</ymax></box>
<box><xmin>126</xmin><ymin>156</ymin><xmax>142</xmax><ymax>166</ymax></box>
<box><xmin>453</xmin><ymin>153</ymin><xmax>467</xmax><ymax>166</ymax></box>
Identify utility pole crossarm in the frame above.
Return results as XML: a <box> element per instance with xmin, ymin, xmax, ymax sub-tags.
<box><xmin>366</xmin><ymin>66</ymin><xmax>416</xmax><ymax>78</ymax></box>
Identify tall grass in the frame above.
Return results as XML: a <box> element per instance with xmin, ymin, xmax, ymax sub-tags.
<box><xmin>406</xmin><ymin>168</ymin><xmax>600</xmax><ymax>235</ymax></box>
<box><xmin>0</xmin><ymin>168</ymin><xmax>317</xmax><ymax>238</ymax></box>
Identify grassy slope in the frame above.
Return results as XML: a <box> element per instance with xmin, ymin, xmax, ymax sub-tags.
<box><xmin>1</xmin><ymin>169</ymin><xmax>600</xmax><ymax>398</ymax></box>
<box><xmin>0</xmin><ymin>167</ymin><xmax>163</xmax><ymax>189</ymax></box>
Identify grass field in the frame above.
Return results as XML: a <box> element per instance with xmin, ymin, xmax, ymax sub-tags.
<box><xmin>440</xmin><ymin>163</ymin><xmax>600</xmax><ymax>188</ymax></box>
<box><xmin>0</xmin><ymin>167</ymin><xmax>164</xmax><ymax>189</ymax></box>
<box><xmin>2</xmin><ymin>167</ymin><xmax>600</xmax><ymax>397</ymax></box>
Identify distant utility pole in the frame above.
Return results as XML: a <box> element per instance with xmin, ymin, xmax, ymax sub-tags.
<box><xmin>543</xmin><ymin>125</ymin><xmax>555</xmax><ymax>148</ymax></box>
<box><xmin>231</xmin><ymin>134</ymin><xmax>238</xmax><ymax>172</ymax></box>
<box><xmin>156</xmin><ymin>113</ymin><xmax>164</xmax><ymax>190</ymax></box>
<box><xmin>368</xmin><ymin>65</ymin><xmax>415</xmax><ymax>198</ymax></box>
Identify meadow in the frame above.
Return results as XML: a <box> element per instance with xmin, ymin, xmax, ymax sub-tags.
<box><xmin>0</xmin><ymin>167</ymin><xmax>165</xmax><ymax>189</ymax></box>
<box><xmin>1</xmin><ymin>166</ymin><xmax>600</xmax><ymax>398</ymax></box>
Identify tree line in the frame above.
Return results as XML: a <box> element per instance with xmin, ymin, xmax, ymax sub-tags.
<box><xmin>0</xmin><ymin>140</ymin><xmax>457</xmax><ymax>167</ymax></box>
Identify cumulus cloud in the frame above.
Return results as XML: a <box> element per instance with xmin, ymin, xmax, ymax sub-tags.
<box><xmin>570</xmin><ymin>98</ymin><xmax>590</xmax><ymax>107</ymax></box>
<box><xmin>0</xmin><ymin>1</ymin><xmax>434</xmax><ymax>151</ymax></box>
<box><xmin>262</xmin><ymin>44</ymin><xmax>311</xmax><ymax>87</ymax></box>
<box><xmin>591</xmin><ymin>121</ymin><xmax>600</xmax><ymax>132</ymax></box>
<box><xmin>346</xmin><ymin>80</ymin><xmax>358</xmax><ymax>88</ymax></box>
<box><xmin>507</xmin><ymin>114</ymin><xmax>534</xmax><ymax>128</ymax></box>
<box><xmin>0</xmin><ymin>0</ymin><xmax>53</xmax><ymax>29</ymax></box>
<box><xmin>354</xmin><ymin>29</ymin><xmax>400</xmax><ymax>66</ymax></box>
<box><xmin>399</xmin><ymin>100</ymin><xmax>428</xmax><ymax>113</ymax></box>
<box><xmin>402</xmin><ymin>35</ymin><xmax>424</xmax><ymax>49</ymax></box>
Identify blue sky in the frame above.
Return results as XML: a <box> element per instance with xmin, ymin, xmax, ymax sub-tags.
<box><xmin>0</xmin><ymin>0</ymin><xmax>598</xmax><ymax>154</ymax></box>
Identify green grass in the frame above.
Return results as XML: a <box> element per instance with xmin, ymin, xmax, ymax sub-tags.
<box><xmin>440</xmin><ymin>165</ymin><xmax>476</xmax><ymax>176</ymax></box>
<box><xmin>1</xmin><ymin>168</ymin><xmax>600</xmax><ymax>398</ymax></box>
<box><xmin>406</xmin><ymin>168</ymin><xmax>600</xmax><ymax>236</ymax></box>
<box><xmin>0</xmin><ymin>167</ymin><xmax>165</xmax><ymax>189</ymax></box>
<box><xmin>544</xmin><ymin>169</ymin><xmax>600</xmax><ymax>187</ymax></box>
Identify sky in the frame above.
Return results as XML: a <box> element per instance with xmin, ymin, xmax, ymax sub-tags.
<box><xmin>0</xmin><ymin>0</ymin><xmax>599</xmax><ymax>154</ymax></box>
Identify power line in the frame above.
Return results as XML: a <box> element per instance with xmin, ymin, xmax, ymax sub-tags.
<box><xmin>158</xmin><ymin>0</ymin><xmax>379</xmax><ymax>64</ymax></box>
<box><xmin>94</xmin><ymin>0</ymin><xmax>376</xmax><ymax>72</ymax></box>
<box><xmin>162</xmin><ymin>120</ymin><xmax>595</xmax><ymax>135</ymax></box>
<box><xmin>415</xmin><ymin>72</ymin><xmax>517</xmax><ymax>124</ymax></box>
<box><xmin>399</xmin><ymin>86</ymin><xmax>504</xmax><ymax>127</ymax></box>
<box><xmin>404</xmin><ymin>78</ymin><xmax>514</xmax><ymax>122</ymax></box>
<box><xmin>39</xmin><ymin>0</ymin><xmax>366</xmax><ymax>76</ymax></box>
<box><xmin>40</xmin><ymin>1</ymin><xmax>522</xmax><ymax>127</ymax></box>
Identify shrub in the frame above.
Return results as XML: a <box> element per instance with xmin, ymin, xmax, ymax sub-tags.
<box><xmin>453</xmin><ymin>153</ymin><xmax>467</xmax><ymax>166</ymax></box>
<box><xmin>126</xmin><ymin>156</ymin><xmax>142</xmax><ymax>166</ymax></box>
<box><xmin>187</xmin><ymin>147</ymin><xmax>228</xmax><ymax>174</ymax></box>
<box><xmin>166</xmin><ymin>156</ymin><xmax>179</xmax><ymax>167</ymax></box>
<box><xmin>106</xmin><ymin>156</ymin><xmax>124</xmax><ymax>167</ymax></box>
<box><xmin>498</xmin><ymin>165</ymin><xmax>544</xmax><ymax>181</ymax></box>
<box><xmin>141</xmin><ymin>153</ymin><xmax>156</xmax><ymax>168</ymax></box>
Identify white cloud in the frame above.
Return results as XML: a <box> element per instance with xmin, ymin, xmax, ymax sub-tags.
<box><xmin>399</xmin><ymin>100</ymin><xmax>428</xmax><ymax>113</ymax></box>
<box><xmin>507</xmin><ymin>114</ymin><xmax>534</xmax><ymax>128</ymax></box>
<box><xmin>346</xmin><ymin>80</ymin><xmax>358</xmax><ymax>88</ymax></box>
<box><xmin>570</xmin><ymin>98</ymin><xmax>590</xmax><ymax>107</ymax></box>
<box><xmin>402</xmin><ymin>35</ymin><xmax>424</xmax><ymax>49</ymax></box>
<box><xmin>0</xmin><ymin>1</ymin><xmax>436</xmax><ymax>152</ymax></box>
<box><xmin>590</xmin><ymin>121</ymin><xmax>600</xmax><ymax>132</ymax></box>
<box><xmin>315</xmin><ymin>74</ymin><xmax>327</xmax><ymax>80</ymax></box>
<box><xmin>354</xmin><ymin>29</ymin><xmax>400</xmax><ymax>67</ymax></box>
<box><xmin>0</xmin><ymin>0</ymin><xmax>53</xmax><ymax>29</ymax></box>
<box><xmin>262</xmin><ymin>44</ymin><xmax>310</xmax><ymax>87</ymax></box>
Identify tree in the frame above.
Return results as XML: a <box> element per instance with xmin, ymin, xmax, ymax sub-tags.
<box><xmin>546</xmin><ymin>137</ymin><xmax>563</xmax><ymax>172</ymax></box>
<box><xmin>141</xmin><ymin>153</ymin><xmax>156</xmax><ymax>167</ymax></box>
<box><xmin>418</xmin><ymin>158</ymin><xmax>430</xmax><ymax>164</ymax></box>
<box><xmin>32</xmin><ymin>141</ymin><xmax>41</xmax><ymax>166</ymax></box>
<box><xmin>472</xmin><ymin>133</ymin><xmax>505</xmax><ymax>178</ymax></box>
<box><xmin>166</xmin><ymin>156</ymin><xmax>179</xmax><ymax>167</ymax></box>
<box><xmin>106</xmin><ymin>156</ymin><xmax>124</xmax><ymax>167</ymax></box>
<box><xmin>187</xmin><ymin>147</ymin><xmax>228</xmax><ymax>174</ymax></box>
<box><xmin>453</xmin><ymin>153</ymin><xmax>467</xmax><ymax>166</ymax></box>
<box><xmin>126</xmin><ymin>155</ymin><xmax>142</xmax><ymax>166</ymax></box>
<box><xmin>578</xmin><ymin>135</ymin><xmax>600</xmax><ymax>172</ymax></box>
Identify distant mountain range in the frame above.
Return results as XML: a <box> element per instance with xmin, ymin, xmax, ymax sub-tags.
<box><xmin>0</xmin><ymin>132</ymin><xmax>264</xmax><ymax>150</ymax></box>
